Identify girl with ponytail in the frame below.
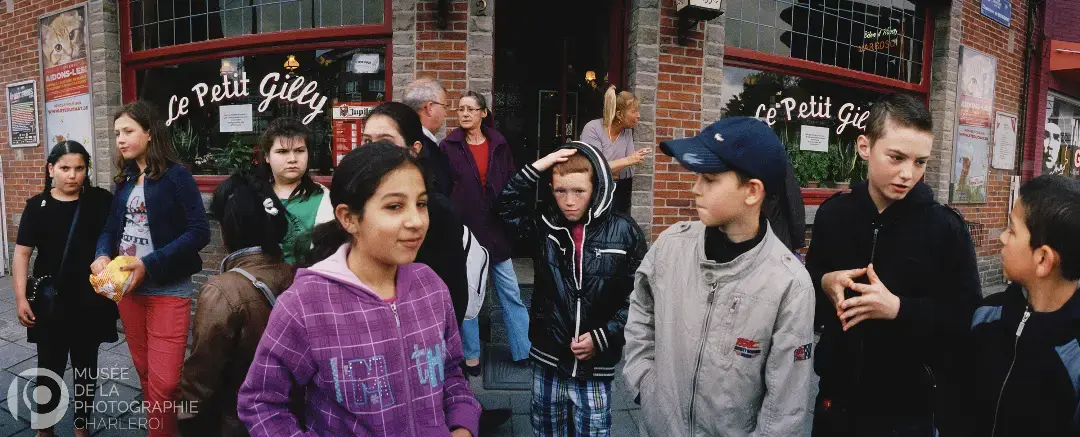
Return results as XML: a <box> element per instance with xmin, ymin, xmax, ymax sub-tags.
<box><xmin>580</xmin><ymin>86</ymin><xmax>651</xmax><ymax>213</ymax></box>
<box><xmin>13</xmin><ymin>141</ymin><xmax>118</xmax><ymax>437</ymax></box>
<box><xmin>238</xmin><ymin>143</ymin><xmax>481</xmax><ymax>437</ymax></box>
<box><xmin>178</xmin><ymin>171</ymin><xmax>295</xmax><ymax>436</ymax></box>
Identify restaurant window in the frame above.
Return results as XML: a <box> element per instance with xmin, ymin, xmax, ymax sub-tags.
<box><xmin>1044</xmin><ymin>92</ymin><xmax>1080</xmax><ymax>178</ymax></box>
<box><xmin>136</xmin><ymin>45</ymin><xmax>389</xmax><ymax>176</ymax></box>
<box><xmin>726</xmin><ymin>0</ymin><xmax>927</xmax><ymax>84</ymax></box>
<box><xmin>721</xmin><ymin>65</ymin><xmax>876</xmax><ymax>188</ymax></box>
<box><xmin>129</xmin><ymin>0</ymin><xmax>385</xmax><ymax>51</ymax></box>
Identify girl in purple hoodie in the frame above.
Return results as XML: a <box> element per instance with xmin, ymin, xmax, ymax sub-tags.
<box><xmin>238</xmin><ymin>142</ymin><xmax>480</xmax><ymax>437</ymax></box>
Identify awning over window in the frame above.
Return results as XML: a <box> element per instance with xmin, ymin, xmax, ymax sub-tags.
<box><xmin>1050</xmin><ymin>40</ymin><xmax>1080</xmax><ymax>82</ymax></box>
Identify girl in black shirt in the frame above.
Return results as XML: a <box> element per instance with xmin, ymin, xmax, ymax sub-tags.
<box><xmin>13</xmin><ymin>141</ymin><xmax>118</xmax><ymax>437</ymax></box>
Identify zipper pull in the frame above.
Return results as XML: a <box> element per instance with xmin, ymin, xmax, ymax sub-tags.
<box><xmin>706</xmin><ymin>283</ymin><xmax>718</xmax><ymax>305</ymax></box>
<box><xmin>870</xmin><ymin>228</ymin><xmax>880</xmax><ymax>263</ymax></box>
<box><xmin>730</xmin><ymin>296</ymin><xmax>739</xmax><ymax>314</ymax></box>
<box><xmin>1015</xmin><ymin>309</ymin><xmax>1031</xmax><ymax>337</ymax></box>
<box><xmin>595</xmin><ymin>249</ymin><xmax>601</xmax><ymax>258</ymax></box>
<box><xmin>391</xmin><ymin>302</ymin><xmax>401</xmax><ymax>328</ymax></box>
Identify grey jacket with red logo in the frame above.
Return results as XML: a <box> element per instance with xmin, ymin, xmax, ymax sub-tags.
<box><xmin>623</xmin><ymin>220</ymin><xmax>816</xmax><ymax>437</ymax></box>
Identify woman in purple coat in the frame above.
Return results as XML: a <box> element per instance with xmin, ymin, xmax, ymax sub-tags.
<box><xmin>440</xmin><ymin>91</ymin><xmax>531</xmax><ymax>373</ymax></box>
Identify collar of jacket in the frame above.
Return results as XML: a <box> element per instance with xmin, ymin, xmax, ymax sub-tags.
<box><xmin>539</xmin><ymin>141</ymin><xmax>617</xmax><ymax>230</ymax></box>
<box><xmin>851</xmin><ymin>180</ymin><xmax>936</xmax><ymax>225</ymax></box>
<box><xmin>689</xmin><ymin>220</ymin><xmax>783</xmax><ymax>283</ymax></box>
<box><xmin>444</xmin><ymin>124</ymin><xmax>507</xmax><ymax>149</ymax></box>
<box><xmin>219</xmin><ymin>247</ymin><xmax>275</xmax><ymax>272</ymax></box>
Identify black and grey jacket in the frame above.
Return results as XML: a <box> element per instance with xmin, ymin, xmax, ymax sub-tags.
<box><xmin>968</xmin><ymin>283</ymin><xmax>1080</xmax><ymax>437</ymax></box>
<box><xmin>497</xmin><ymin>141</ymin><xmax>648</xmax><ymax>380</ymax></box>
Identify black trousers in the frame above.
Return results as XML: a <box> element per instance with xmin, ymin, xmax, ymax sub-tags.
<box><xmin>613</xmin><ymin>177</ymin><xmax>633</xmax><ymax>214</ymax></box>
<box><xmin>35</xmin><ymin>335</ymin><xmax>101</xmax><ymax>429</ymax></box>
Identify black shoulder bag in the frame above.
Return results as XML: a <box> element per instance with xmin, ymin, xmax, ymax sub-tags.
<box><xmin>27</xmin><ymin>199</ymin><xmax>82</xmax><ymax>323</ymax></box>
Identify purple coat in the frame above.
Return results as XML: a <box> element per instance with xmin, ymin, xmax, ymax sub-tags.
<box><xmin>237</xmin><ymin>243</ymin><xmax>481</xmax><ymax>437</ymax></box>
<box><xmin>440</xmin><ymin>125</ymin><xmax>517</xmax><ymax>262</ymax></box>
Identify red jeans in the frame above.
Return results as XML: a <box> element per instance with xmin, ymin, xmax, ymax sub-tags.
<box><xmin>118</xmin><ymin>295</ymin><xmax>191</xmax><ymax>437</ymax></box>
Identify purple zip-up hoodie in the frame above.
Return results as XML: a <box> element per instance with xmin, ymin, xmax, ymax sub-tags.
<box><xmin>238</xmin><ymin>243</ymin><xmax>481</xmax><ymax>437</ymax></box>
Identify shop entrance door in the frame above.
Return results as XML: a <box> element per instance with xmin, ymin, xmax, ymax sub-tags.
<box><xmin>493</xmin><ymin>0</ymin><xmax>627</xmax><ymax>169</ymax></box>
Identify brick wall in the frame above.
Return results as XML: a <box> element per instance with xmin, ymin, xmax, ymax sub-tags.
<box><xmin>649</xmin><ymin>0</ymin><xmax>705</xmax><ymax>238</ymax></box>
<box><xmin>0</xmin><ymin>0</ymin><xmax>84</xmax><ymax>251</ymax></box>
<box><xmin>415</xmin><ymin>0</ymin><xmax>468</xmax><ymax>131</ymax></box>
<box><xmin>955</xmin><ymin>0</ymin><xmax>1027</xmax><ymax>285</ymax></box>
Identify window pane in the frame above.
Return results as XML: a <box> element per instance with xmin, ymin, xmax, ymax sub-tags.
<box><xmin>731</xmin><ymin>0</ymin><xmax>926</xmax><ymax>83</ymax></box>
<box><xmin>131</xmin><ymin>0</ymin><xmax>384</xmax><ymax>51</ymax></box>
<box><xmin>135</xmin><ymin>46</ymin><xmax>389</xmax><ymax>175</ymax></box>
<box><xmin>719</xmin><ymin>66</ymin><xmax>877</xmax><ymax>188</ymax></box>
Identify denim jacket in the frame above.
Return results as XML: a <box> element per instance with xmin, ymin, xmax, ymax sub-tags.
<box><xmin>95</xmin><ymin>163</ymin><xmax>211</xmax><ymax>285</ymax></box>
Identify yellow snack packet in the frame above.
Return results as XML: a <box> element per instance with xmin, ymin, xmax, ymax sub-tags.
<box><xmin>89</xmin><ymin>256</ymin><xmax>138</xmax><ymax>303</ymax></box>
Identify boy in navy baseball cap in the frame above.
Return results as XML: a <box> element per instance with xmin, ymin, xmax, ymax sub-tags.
<box><xmin>623</xmin><ymin>117</ymin><xmax>816</xmax><ymax>437</ymax></box>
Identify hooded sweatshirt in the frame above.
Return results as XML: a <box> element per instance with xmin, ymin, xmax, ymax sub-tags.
<box><xmin>497</xmin><ymin>141</ymin><xmax>648</xmax><ymax>379</ymax></box>
<box><xmin>237</xmin><ymin>243</ymin><xmax>480</xmax><ymax>437</ymax></box>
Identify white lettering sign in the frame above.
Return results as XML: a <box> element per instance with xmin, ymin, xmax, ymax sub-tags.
<box><xmin>753</xmin><ymin>96</ymin><xmax>870</xmax><ymax>135</ymax></box>
<box><xmin>166</xmin><ymin>71</ymin><xmax>328</xmax><ymax>126</ymax></box>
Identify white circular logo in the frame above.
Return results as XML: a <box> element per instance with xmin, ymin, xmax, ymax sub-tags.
<box><xmin>6</xmin><ymin>368</ymin><xmax>69</xmax><ymax>429</ymax></box>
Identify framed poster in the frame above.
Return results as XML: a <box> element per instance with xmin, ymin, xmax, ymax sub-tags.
<box><xmin>6</xmin><ymin>80</ymin><xmax>39</xmax><ymax>148</ymax></box>
<box><xmin>992</xmin><ymin>112</ymin><xmax>1017</xmax><ymax>170</ymax></box>
<box><xmin>951</xmin><ymin>46</ymin><xmax>997</xmax><ymax>204</ymax></box>
<box><xmin>38</xmin><ymin>4</ymin><xmax>94</xmax><ymax>169</ymax></box>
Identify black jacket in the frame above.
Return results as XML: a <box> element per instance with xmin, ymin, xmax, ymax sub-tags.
<box><xmin>806</xmin><ymin>181</ymin><xmax>982</xmax><ymax>428</ymax></box>
<box><xmin>420</xmin><ymin>134</ymin><xmax>454</xmax><ymax>199</ymax></box>
<box><xmin>415</xmin><ymin>193</ymin><xmax>470</xmax><ymax>327</ymax></box>
<box><xmin>497</xmin><ymin>141</ymin><xmax>648</xmax><ymax>380</ymax></box>
<box><xmin>969</xmin><ymin>283</ymin><xmax>1080</xmax><ymax>437</ymax></box>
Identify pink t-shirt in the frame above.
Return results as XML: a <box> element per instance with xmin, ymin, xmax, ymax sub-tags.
<box><xmin>572</xmin><ymin>224</ymin><xmax>585</xmax><ymax>273</ymax></box>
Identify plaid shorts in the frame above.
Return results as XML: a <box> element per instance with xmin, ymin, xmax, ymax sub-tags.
<box><xmin>531</xmin><ymin>362</ymin><xmax>613</xmax><ymax>437</ymax></box>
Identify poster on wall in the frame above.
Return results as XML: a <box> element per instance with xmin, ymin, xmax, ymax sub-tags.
<box><xmin>991</xmin><ymin>111</ymin><xmax>1017</xmax><ymax>170</ymax></box>
<box><xmin>1043</xmin><ymin>93</ymin><xmax>1080</xmax><ymax>178</ymax></box>
<box><xmin>38</xmin><ymin>4</ymin><xmax>93</xmax><ymax>167</ymax></box>
<box><xmin>952</xmin><ymin>125</ymin><xmax>991</xmax><ymax>203</ymax></box>
<box><xmin>957</xmin><ymin>47</ymin><xmax>997</xmax><ymax>129</ymax></box>
<box><xmin>331</xmin><ymin>103</ymin><xmax>375</xmax><ymax>167</ymax></box>
<box><xmin>6</xmin><ymin>80</ymin><xmax>40</xmax><ymax>148</ymax></box>
<box><xmin>951</xmin><ymin>46</ymin><xmax>996</xmax><ymax>204</ymax></box>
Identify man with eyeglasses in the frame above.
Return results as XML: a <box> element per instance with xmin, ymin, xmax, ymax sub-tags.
<box><xmin>404</xmin><ymin>77</ymin><xmax>455</xmax><ymax>197</ymax></box>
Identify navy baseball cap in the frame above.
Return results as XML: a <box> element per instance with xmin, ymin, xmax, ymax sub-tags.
<box><xmin>659</xmin><ymin>117</ymin><xmax>787</xmax><ymax>195</ymax></box>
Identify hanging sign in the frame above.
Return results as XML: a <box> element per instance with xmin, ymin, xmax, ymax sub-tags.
<box><xmin>6</xmin><ymin>80</ymin><xmax>40</xmax><ymax>148</ymax></box>
<box><xmin>39</xmin><ymin>4</ymin><xmax>94</xmax><ymax>162</ymax></box>
<box><xmin>332</xmin><ymin>103</ymin><xmax>375</xmax><ymax>167</ymax></box>
<box><xmin>166</xmin><ymin>71</ymin><xmax>329</xmax><ymax>126</ymax></box>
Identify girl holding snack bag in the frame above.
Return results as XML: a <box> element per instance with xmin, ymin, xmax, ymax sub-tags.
<box><xmin>13</xmin><ymin>141</ymin><xmax>118</xmax><ymax>437</ymax></box>
<box><xmin>92</xmin><ymin>101</ymin><xmax>210</xmax><ymax>437</ymax></box>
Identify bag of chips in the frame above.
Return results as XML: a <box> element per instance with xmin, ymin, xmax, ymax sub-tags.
<box><xmin>89</xmin><ymin>256</ymin><xmax>138</xmax><ymax>303</ymax></box>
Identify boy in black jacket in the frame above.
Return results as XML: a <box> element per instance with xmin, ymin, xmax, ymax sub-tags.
<box><xmin>970</xmin><ymin>175</ymin><xmax>1080</xmax><ymax>436</ymax></box>
<box><xmin>497</xmin><ymin>141</ymin><xmax>648</xmax><ymax>437</ymax></box>
<box><xmin>807</xmin><ymin>93</ymin><xmax>982</xmax><ymax>436</ymax></box>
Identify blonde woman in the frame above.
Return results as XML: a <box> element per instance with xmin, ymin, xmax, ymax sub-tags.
<box><xmin>580</xmin><ymin>86</ymin><xmax>650</xmax><ymax>212</ymax></box>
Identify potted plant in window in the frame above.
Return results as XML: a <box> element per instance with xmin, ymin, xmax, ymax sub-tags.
<box><xmin>210</xmin><ymin>136</ymin><xmax>254</xmax><ymax>174</ymax></box>
<box><xmin>171</xmin><ymin>122</ymin><xmax>199</xmax><ymax>172</ymax></box>
<box><xmin>790</xmin><ymin>148</ymin><xmax>831</xmax><ymax>188</ymax></box>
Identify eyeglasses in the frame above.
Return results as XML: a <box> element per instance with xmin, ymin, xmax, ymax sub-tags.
<box><xmin>457</xmin><ymin>106</ymin><xmax>483</xmax><ymax>114</ymax></box>
<box><xmin>429</xmin><ymin>101</ymin><xmax>450</xmax><ymax>108</ymax></box>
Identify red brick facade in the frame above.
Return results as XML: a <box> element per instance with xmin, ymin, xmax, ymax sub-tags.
<box><xmin>0</xmin><ymin>0</ymin><xmax>83</xmax><ymax>248</ymax></box>
<box><xmin>415</xmin><ymin>0</ymin><xmax>467</xmax><ymax>128</ymax></box>
<box><xmin>955</xmin><ymin>0</ymin><xmax>1026</xmax><ymax>276</ymax></box>
<box><xmin>650</xmin><ymin>0</ymin><xmax>706</xmax><ymax>237</ymax></box>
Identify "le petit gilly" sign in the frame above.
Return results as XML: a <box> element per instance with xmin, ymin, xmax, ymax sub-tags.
<box><xmin>754</xmin><ymin>96</ymin><xmax>871</xmax><ymax>135</ymax></box>
<box><xmin>166</xmin><ymin>71</ymin><xmax>328</xmax><ymax>126</ymax></box>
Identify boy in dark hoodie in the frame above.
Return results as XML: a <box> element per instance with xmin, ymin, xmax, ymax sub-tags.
<box><xmin>969</xmin><ymin>175</ymin><xmax>1080</xmax><ymax>436</ymax></box>
<box><xmin>807</xmin><ymin>93</ymin><xmax>982</xmax><ymax>436</ymax></box>
<box><xmin>497</xmin><ymin>142</ymin><xmax>648</xmax><ymax>436</ymax></box>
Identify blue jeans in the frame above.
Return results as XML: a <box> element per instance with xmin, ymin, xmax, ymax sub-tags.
<box><xmin>462</xmin><ymin>260</ymin><xmax>532</xmax><ymax>361</ymax></box>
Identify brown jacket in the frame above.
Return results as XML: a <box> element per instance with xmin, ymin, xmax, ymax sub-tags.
<box><xmin>178</xmin><ymin>250</ymin><xmax>295</xmax><ymax>437</ymax></box>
